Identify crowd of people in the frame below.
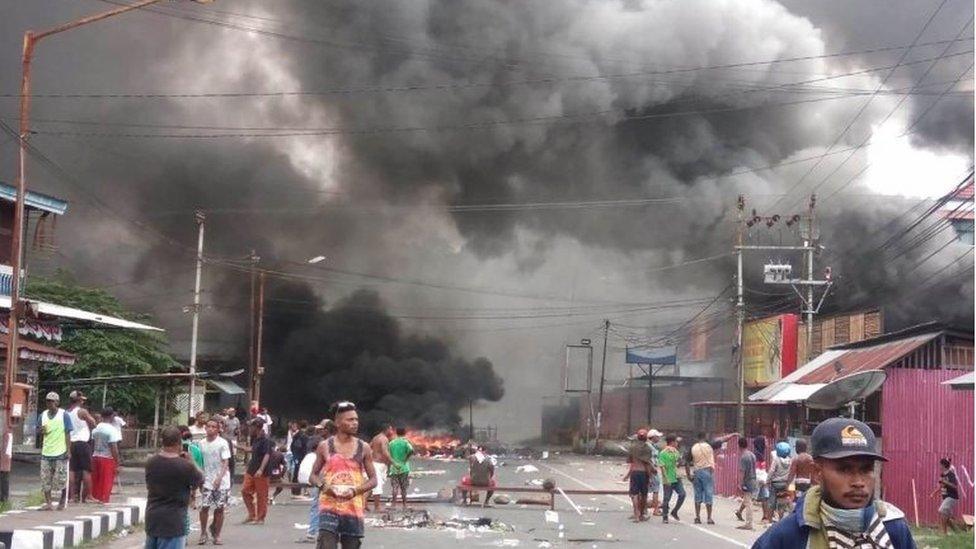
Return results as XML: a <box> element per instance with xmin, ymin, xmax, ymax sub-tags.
<box><xmin>34</xmin><ymin>391</ymin><xmax>950</xmax><ymax>549</ymax></box>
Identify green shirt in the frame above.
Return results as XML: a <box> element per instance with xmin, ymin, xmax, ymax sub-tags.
<box><xmin>659</xmin><ymin>446</ymin><xmax>681</xmax><ymax>484</ymax></box>
<box><xmin>388</xmin><ymin>437</ymin><xmax>413</xmax><ymax>476</ymax></box>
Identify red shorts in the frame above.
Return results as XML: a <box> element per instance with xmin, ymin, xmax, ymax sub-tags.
<box><xmin>461</xmin><ymin>476</ymin><xmax>497</xmax><ymax>488</ymax></box>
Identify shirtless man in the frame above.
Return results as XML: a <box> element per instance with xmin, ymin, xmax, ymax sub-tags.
<box><xmin>368</xmin><ymin>425</ymin><xmax>394</xmax><ymax>512</ymax></box>
<box><xmin>788</xmin><ymin>439</ymin><xmax>817</xmax><ymax>498</ymax></box>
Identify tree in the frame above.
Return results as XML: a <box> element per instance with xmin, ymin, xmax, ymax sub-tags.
<box><xmin>25</xmin><ymin>270</ymin><xmax>178</xmax><ymax>422</ymax></box>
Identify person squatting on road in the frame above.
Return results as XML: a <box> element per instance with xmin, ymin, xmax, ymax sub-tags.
<box><xmin>461</xmin><ymin>445</ymin><xmax>497</xmax><ymax>507</ymax></box>
<box><xmin>623</xmin><ymin>428</ymin><xmax>653</xmax><ymax>522</ymax></box>
<box><xmin>753</xmin><ymin>418</ymin><xmax>917</xmax><ymax>549</ymax></box>
<box><xmin>309</xmin><ymin>402</ymin><xmax>378</xmax><ymax>549</ymax></box>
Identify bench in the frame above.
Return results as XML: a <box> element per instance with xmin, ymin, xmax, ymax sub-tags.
<box><xmin>456</xmin><ymin>485</ymin><xmax>556</xmax><ymax>509</ymax></box>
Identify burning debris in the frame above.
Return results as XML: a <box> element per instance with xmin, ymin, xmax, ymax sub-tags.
<box><xmin>405</xmin><ymin>430</ymin><xmax>462</xmax><ymax>457</ymax></box>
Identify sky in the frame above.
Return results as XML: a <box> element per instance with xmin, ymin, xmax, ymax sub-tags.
<box><xmin>0</xmin><ymin>0</ymin><xmax>972</xmax><ymax>440</ymax></box>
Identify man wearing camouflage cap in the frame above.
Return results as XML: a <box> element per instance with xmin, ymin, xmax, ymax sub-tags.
<box><xmin>753</xmin><ymin>418</ymin><xmax>916</xmax><ymax>548</ymax></box>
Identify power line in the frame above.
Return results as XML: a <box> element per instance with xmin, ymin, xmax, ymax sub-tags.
<box><xmin>22</xmin><ymin>50</ymin><xmax>972</xmax><ymax>139</ymax></box>
<box><xmin>770</xmin><ymin>0</ymin><xmax>953</xmax><ymax>210</ymax></box>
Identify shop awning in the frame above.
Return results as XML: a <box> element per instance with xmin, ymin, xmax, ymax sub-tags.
<box><xmin>942</xmin><ymin>372</ymin><xmax>974</xmax><ymax>390</ymax></box>
<box><xmin>207</xmin><ymin>379</ymin><xmax>245</xmax><ymax>395</ymax></box>
<box><xmin>0</xmin><ymin>334</ymin><xmax>75</xmax><ymax>365</ymax></box>
<box><xmin>0</xmin><ymin>296</ymin><xmax>163</xmax><ymax>331</ymax></box>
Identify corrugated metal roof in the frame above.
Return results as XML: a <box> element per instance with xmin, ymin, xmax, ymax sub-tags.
<box><xmin>796</xmin><ymin>332</ymin><xmax>940</xmax><ymax>384</ymax></box>
<box><xmin>749</xmin><ymin>350</ymin><xmax>847</xmax><ymax>401</ymax></box>
<box><xmin>207</xmin><ymin>379</ymin><xmax>245</xmax><ymax>395</ymax></box>
<box><xmin>942</xmin><ymin>371</ymin><xmax>974</xmax><ymax>388</ymax></box>
<box><xmin>1</xmin><ymin>333</ymin><xmax>76</xmax><ymax>365</ymax></box>
<box><xmin>0</xmin><ymin>296</ymin><xmax>163</xmax><ymax>331</ymax></box>
<box><xmin>764</xmin><ymin>383</ymin><xmax>826</xmax><ymax>402</ymax></box>
<box><xmin>0</xmin><ymin>181</ymin><xmax>68</xmax><ymax>215</ymax></box>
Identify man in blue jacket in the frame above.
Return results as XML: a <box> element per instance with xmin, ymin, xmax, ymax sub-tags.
<box><xmin>753</xmin><ymin>418</ymin><xmax>916</xmax><ymax>549</ymax></box>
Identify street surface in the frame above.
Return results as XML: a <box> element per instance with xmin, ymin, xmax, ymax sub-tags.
<box><xmin>92</xmin><ymin>455</ymin><xmax>762</xmax><ymax>548</ymax></box>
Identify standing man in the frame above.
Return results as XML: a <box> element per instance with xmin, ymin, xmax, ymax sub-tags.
<box><xmin>387</xmin><ymin>427</ymin><xmax>413</xmax><ymax>511</ymax></box>
<box><xmin>787</xmin><ymin>439</ymin><xmax>816</xmax><ymax>497</ymax></box>
<box><xmin>66</xmin><ymin>390</ymin><xmax>96</xmax><ymax>504</ymax></box>
<box><xmin>188</xmin><ymin>412</ymin><xmax>209</xmax><ymax>442</ymax></box>
<box><xmin>369</xmin><ymin>425</ymin><xmax>394</xmax><ymax>512</ymax></box>
<box><xmin>290</xmin><ymin>420</ymin><xmax>310</xmax><ymax>497</ymax></box>
<box><xmin>145</xmin><ymin>426</ymin><xmax>204</xmax><ymax>549</ymax></box>
<box><xmin>622</xmin><ymin>428</ymin><xmax>653</xmax><ymax>522</ymax></box>
<box><xmin>735</xmin><ymin>437</ymin><xmax>757</xmax><ymax>531</ymax></box>
<box><xmin>240</xmin><ymin>418</ymin><xmax>272</xmax><ymax>525</ymax></box>
<box><xmin>198</xmin><ymin>418</ymin><xmax>231</xmax><ymax>545</ymax></box>
<box><xmin>256</xmin><ymin>408</ymin><xmax>273</xmax><ymax>436</ymax></box>
<box><xmin>38</xmin><ymin>392</ymin><xmax>72</xmax><ymax>510</ymax></box>
<box><xmin>754</xmin><ymin>418</ymin><xmax>916</xmax><ymax>548</ymax></box>
<box><xmin>686</xmin><ymin>432</ymin><xmax>724</xmax><ymax>525</ymax></box>
<box><xmin>90</xmin><ymin>408</ymin><xmax>122</xmax><ymax>503</ymax></box>
<box><xmin>221</xmin><ymin>408</ymin><xmax>240</xmax><ymax>480</ymax></box>
<box><xmin>310</xmin><ymin>402</ymin><xmax>377</xmax><ymax>549</ymax></box>
<box><xmin>933</xmin><ymin>457</ymin><xmax>961</xmax><ymax>535</ymax></box>
<box><xmin>658</xmin><ymin>434</ymin><xmax>685</xmax><ymax>523</ymax></box>
<box><xmin>646</xmin><ymin>429</ymin><xmax>663</xmax><ymax>517</ymax></box>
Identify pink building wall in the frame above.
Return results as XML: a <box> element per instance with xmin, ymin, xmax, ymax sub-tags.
<box><xmin>882</xmin><ymin>368</ymin><xmax>974</xmax><ymax>526</ymax></box>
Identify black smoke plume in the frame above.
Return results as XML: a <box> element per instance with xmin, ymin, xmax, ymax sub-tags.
<box><xmin>259</xmin><ymin>282</ymin><xmax>504</xmax><ymax>434</ymax></box>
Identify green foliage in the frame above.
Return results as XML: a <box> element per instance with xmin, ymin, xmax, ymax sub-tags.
<box><xmin>25</xmin><ymin>270</ymin><xmax>177</xmax><ymax>421</ymax></box>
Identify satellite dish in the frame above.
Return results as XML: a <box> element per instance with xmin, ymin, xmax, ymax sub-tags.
<box><xmin>805</xmin><ymin>370</ymin><xmax>887</xmax><ymax>410</ymax></box>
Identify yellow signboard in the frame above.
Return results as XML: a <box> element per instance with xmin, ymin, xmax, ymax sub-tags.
<box><xmin>743</xmin><ymin>317</ymin><xmax>783</xmax><ymax>387</ymax></box>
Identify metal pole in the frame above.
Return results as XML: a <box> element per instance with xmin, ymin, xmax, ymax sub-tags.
<box><xmin>247</xmin><ymin>251</ymin><xmax>257</xmax><ymax>406</ymax></box>
<box><xmin>188</xmin><ymin>211</ymin><xmax>205</xmax><ymax>419</ymax></box>
<box><xmin>806</xmin><ymin>195</ymin><xmax>816</xmax><ymax>360</ymax></box>
<box><xmin>153</xmin><ymin>392</ymin><xmax>160</xmax><ymax>447</ymax></box>
<box><xmin>468</xmin><ymin>399</ymin><xmax>474</xmax><ymax>442</ymax></box>
<box><xmin>646</xmin><ymin>365</ymin><xmax>653</xmax><ymax>425</ymax></box>
<box><xmin>254</xmin><ymin>272</ymin><xmax>265</xmax><ymax>405</ymax></box>
<box><xmin>102</xmin><ymin>383</ymin><xmax>107</xmax><ymax>409</ymax></box>
<box><xmin>736</xmin><ymin>196</ymin><xmax>746</xmax><ymax>435</ymax></box>
<box><xmin>595</xmin><ymin>319</ymin><xmax>609</xmax><ymax>446</ymax></box>
<box><xmin>0</xmin><ymin>0</ymin><xmax>206</xmax><ymax>439</ymax></box>
<box><xmin>626</xmin><ymin>363</ymin><xmax>633</xmax><ymax>434</ymax></box>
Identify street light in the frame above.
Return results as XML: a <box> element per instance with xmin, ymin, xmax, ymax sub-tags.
<box><xmin>3</xmin><ymin>0</ymin><xmax>217</xmax><ymax>437</ymax></box>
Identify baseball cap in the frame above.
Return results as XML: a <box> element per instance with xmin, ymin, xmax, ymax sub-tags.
<box><xmin>69</xmin><ymin>390</ymin><xmax>86</xmax><ymax>401</ymax></box>
<box><xmin>811</xmin><ymin>417</ymin><xmax>886</xmax><ymax>462</ymax></box>
<box><xmin>648</xmin><ymin>429</ymin><xmax>663</xmax><ymax>438</ymax></box>
<box><xmin>45</xmin><ymin>391</ymin><xmax>60</xmax><ymax>402</ymax></box>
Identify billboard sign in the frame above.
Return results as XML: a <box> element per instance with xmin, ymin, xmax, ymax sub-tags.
<box><xmin>743</xmin><ymin>314</ymin><xmax>798</xmax><ymax>387</ymax></box>
<box><xmin>564</xmin><ymin>344</ymin><xmax>593</xmax><ymax>393</ymax></box>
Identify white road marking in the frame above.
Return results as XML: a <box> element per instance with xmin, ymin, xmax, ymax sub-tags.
<box><xmin>537</xmin><ymin>461</ymin><xmax>750</xmax><ymax>548</ymax></box>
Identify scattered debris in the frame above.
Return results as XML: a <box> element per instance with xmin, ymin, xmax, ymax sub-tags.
<box><xmin>493</xmin><ymin>494</ymin><xmax>512</xmax><ymax>505</ymax></box>
<box><xmin>515</xmin><ymin>464</ymin><xmax>539</xmax><ymax>474</ymax></box>
<box><xmin>411</xmin><ymin>469</ymin><xmax>447</xmax><ymax>477</ymax></box>
<box><xmin>544</xmin><ymin>510</ymin><xmax>559</xmax><ymax>524</ymax></box>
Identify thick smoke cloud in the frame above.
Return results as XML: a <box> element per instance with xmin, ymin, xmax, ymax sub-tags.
<box><xmin>1</xmin><ymin>0</ymin><xmax>972</xmax><ymax>439</ymax></box>
<box><xmin>258</xmin><ymin>283</ymin><xmax>503</xmax><ymax>434</ymax></box>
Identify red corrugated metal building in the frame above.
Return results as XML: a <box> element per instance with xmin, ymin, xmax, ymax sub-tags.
<box><xmin>745</xmin><ymin>323</ymin><xmax>974</xmax><ymax>525</ymax></box>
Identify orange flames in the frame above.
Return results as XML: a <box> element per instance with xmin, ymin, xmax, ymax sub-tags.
<box><xmin>404</xmin><ymin>430</ymin><xmax>461</xmax><ymax>455</ymax></box>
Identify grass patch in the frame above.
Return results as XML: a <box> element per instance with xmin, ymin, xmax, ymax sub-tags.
<box><xmin>0</xmin><ymin>500</ymin><xmax>11</xmax><ymax>513</ymax></box>
<box><xmin>75</xmin><ymin>523</ymin><xmax>144</xmax><ymax>548</ymax></box>
<box><xmin>912</xmin><ymin>526</ymin><xmax>974</xmax><ymax>548</ymax></box>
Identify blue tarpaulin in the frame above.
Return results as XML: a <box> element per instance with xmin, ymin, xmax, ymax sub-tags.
<box><xmin>625</xmin><ymin>345</ymin><xmax>677</xmax><ymax>365</ymax></box>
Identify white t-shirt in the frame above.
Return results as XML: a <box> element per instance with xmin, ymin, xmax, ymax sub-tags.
<box><xmin>256</xmin><ymin>413</ymin><xmax>272</xmax><ymax>435</ymax></box>
<box><xmin>188</xmin><ymin>424</ymin><xmax>208</xmax><ymax>442</ymax></box>
<box><xmin>198</xmin><ymin>436</ymin><xmax>232</xmax><ymax>490</ymax></box>
<box><xmin>66</xmin><ymin>406</ymin><xmax>91</xmax><ymax>442</ymax></box>
<box><xmin>91</xmin><ymin>422</ymin><xmax>122</xmax><ymax>458</ymax></box>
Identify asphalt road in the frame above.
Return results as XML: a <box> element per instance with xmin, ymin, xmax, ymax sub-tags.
<box><xmin>98</xmin><ymin>454</ymin><xmax>763</xmax><ymax>549</ymax></box>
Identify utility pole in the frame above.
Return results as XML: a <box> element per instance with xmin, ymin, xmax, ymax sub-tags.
<box><xmin>468</xmin><ymin>399</ymin><xmax>474</xmax><ymax>442</ymax></box>
<box><xmin>253</xmin><ymin>272</ymin><xmax>265</xmax><ymax>405</ymax></box>
<box><xmin>247</xmin><ymin>250</ymin><xmax>258</xmax><ymax>406</ymax></box>
<box><xmin>4</xmin><ymin>0</ymin><xmax>207</xmax><ymax>456</ymax></box>
<box><xmin>735</xmin><ymin>196</ymin><xmax>746</xmax><ymax>435</ymax></box>
<box><xmin>187</xmin><ymin>210</ymin><xmax>205</xmax><ymax>420</ymax></box>
<box><xmin>805</xmin><ymin>195</ymin><xmax>817</xmax><ymax>358</ymax></box>
<box><xmin>595</xmin><ymin>319</ymin><xmax>609</xmax><ymax>447</ymax></box>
